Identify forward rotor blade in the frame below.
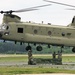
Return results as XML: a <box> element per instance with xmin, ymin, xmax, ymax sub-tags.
<box><xmin>13</xmin><ymin>8</ymin><xmax>39</xmax><ymax>13</ymax></box>
<box><xmin>0</xmin><ymin>4</ymin><xmax>51</xmax><ymax>14</ymax></box>
<box><xmin>14</xmin><ymin>4</ymin><xmax>51</xmax><ymax>12</ymax></box>
<box><xmin>44</xmin><ymin>0</ymin><xmax>75</xmax><ymax>8</ymax></box>
<box><xmin>0</xmin><ymin>9</ymin><xmax>39</xmax><ymax>14</ymax></box>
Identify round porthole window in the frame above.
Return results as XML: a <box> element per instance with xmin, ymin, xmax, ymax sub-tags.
<box><xmin>48</xmin><ymin>31</ymin><xmax>51</xmax><ymax>35</ymax></box>
<box><xmin>62</xmin><ymin>32</ymin><xmax>65</xmax><ymax>36</ymax></box>
<box><xmin>34</xmin><ymin>29</ymin><xmax>37</xmax><ymax>34</ymax></box>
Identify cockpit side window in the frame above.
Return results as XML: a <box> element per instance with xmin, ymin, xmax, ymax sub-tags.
<box><xmin>2</xmin><ymin>25</ymin><xmax>6</xmax><ymax>30</ymax></box>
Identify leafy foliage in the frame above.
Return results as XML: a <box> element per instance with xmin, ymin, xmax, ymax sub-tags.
<box><xmin>0</xmin><ymin>41</ymin><xmax>73</xmax><ymax>54</ymax></box>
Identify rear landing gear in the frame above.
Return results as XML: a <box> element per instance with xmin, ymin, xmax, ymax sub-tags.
<box><xmin>36</xmin><ymin>45</ymin><xmax>42</xmax><ymax>51</ymax></box>
<box><xmin>72</xmin><ymin>47</ymin><xmax>75</xmax><ymax>53</ymax></box>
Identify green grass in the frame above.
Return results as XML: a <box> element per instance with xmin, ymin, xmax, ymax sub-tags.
<box><xmin>0</xmin><ymin>56</ymin><xmax>28</xmax><ymax>62</ymax></box>
<box><xmin>0</xmin><ymin>54</ymin><xmax>75</xmax><ymax>74</ymax></box>
<box><xmin>63</xmin><ymin>56</ymin><xmax>75</xmax><ymax>62</ymax></box>
<box><xmin>0</xmin><ymin>67</ymin><xmax>75</xmax><ymax>74</ymax></box>
<box><xmin>0</xmin><ymin>55</ymin><xmax>75</xmax><ymax>63</ymax></box>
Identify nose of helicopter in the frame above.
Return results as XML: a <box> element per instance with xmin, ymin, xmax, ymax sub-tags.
<box><xmin>0</xmin><ymin>24</ymin><xmax>7</xmax><ymax>38</ymax></box>
<box><xmin>0</xmin><ymin>26</ymin><xmax>5</xmax><ymax>38</ymax></box>
<box><xmin>0</xmin><ymin>30</ymin><xmax>4</xmax><ymax>37</ymax></box>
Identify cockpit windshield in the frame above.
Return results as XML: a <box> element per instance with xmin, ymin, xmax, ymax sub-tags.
<box><xmin>0</xmin><ymin>23</ymin><xmax>9</xmax><ymax>30</ymax></box>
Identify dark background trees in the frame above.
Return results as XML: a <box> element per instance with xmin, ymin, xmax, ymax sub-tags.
<box><xmin>0</xmin><ymin>41</ymin><xmax>73</xmax><ymax>54</ymax></box>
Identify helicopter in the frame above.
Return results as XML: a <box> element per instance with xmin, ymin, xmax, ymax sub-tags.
<box><xmin>0</xmin><ymin>0</ymin><xmax>75</xmax><ymax>53</ymax></box>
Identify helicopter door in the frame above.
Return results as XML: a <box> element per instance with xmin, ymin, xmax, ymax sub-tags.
<box><xmin>17</xmin><ymin>26</ymin><xmax>24</xmax><ymax>41</ymax></box>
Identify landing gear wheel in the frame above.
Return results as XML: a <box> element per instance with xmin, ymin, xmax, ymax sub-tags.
<box><xmin>36</xmin><ymin>46</ymin><xmax>42</xmax><ymax>51</ymax></box>
<box><xmin>72</xmin><ymin>47</ymin><xmax>75</xmax><ymax>53</ymax></box>
<box><xmin>26</xmin><ymin>45</ymin><xmax>32</xmax><ymax>51</ymax></box>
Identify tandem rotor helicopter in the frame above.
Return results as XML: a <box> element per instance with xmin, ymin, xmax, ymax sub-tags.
<box><xmin>0</xmin><ymin>0</ymin><xmax>75</xmax><ymax>52</ymax></box>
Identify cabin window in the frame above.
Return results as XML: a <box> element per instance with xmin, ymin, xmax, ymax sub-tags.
<box><xmin>34</xmin><ymin>29</ymin><xmax>37</xmax><ymax>34</ymax></box>
<box><xmin>17</xmin><ymin>28</ymin><xmax>23</xmax><ymax>33</ymax></box>
<box><xmin>48</xmin><ymin>31</ymin><xmax>52</xmax><ymax>35</ymax></box>
<box><xmin>62</xmin><ymin>32</ymin><xmax>65</xmax><ymax>36</ymax></box>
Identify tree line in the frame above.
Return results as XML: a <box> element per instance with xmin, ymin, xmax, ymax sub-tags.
<box><xmin>0</xmin><ymin>41</ymin><xmax>73</xmax><ymax>54</ymax></box>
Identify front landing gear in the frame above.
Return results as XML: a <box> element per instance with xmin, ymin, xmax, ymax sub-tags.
<box><xmin>28</xmin><ymin>50</ymin><xmax>36</xmax><ymax>65</ymax></box>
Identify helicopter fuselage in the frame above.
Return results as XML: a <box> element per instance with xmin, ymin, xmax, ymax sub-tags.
<box><xmin>1</xmin><ymin>22</ymin><xmax>75</xmax><ymax>47</ymax></box>
<box><xmin>0</xmin><ymin>14</ymin><xmax>75</xmax><ymax>52</ymax></box>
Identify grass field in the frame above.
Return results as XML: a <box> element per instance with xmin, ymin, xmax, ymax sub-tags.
<box><xmin>0</xmin><ymin>54</ymin><xmax>75</xmax><ymax>74</ymax></box>
<box><xmin>0</xmin><ymin>67</ymin><xmax>75</xmax><ymax>74</ymax></box>
<box><xmin>0</xmin><ymin>54</ymin><xmax>75</xmax><ymax>63</ymax></box>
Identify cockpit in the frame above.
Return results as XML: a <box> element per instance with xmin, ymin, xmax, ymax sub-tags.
<box><xmin>0</xmin><ymin>23</ymin><xmax>9</xmax><ymax>30</ymax></box>
<box><xmin>0</xmin><ymin>23</ymin><xmax>10</xmax><ymax>36</ymax></box>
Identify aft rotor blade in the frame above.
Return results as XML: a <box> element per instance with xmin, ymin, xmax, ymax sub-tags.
<box><xmin>14</xmin><ymin>4</ymin><xmax>51</xmax><ymax>12</ymax></box>
<box><xmin>0</xmin><ymin>4</ymin><xmax>51</xmax><ymax>14</ymax></box>
<box><xmin>66</xmin><ymin>8</ymin><xmax>75</xmax><ymax>10</ymax></box>
<box><xmin>44</xmin><ymin>0</ymin><xmax>75</xmax><ymax>8</ymax></box>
